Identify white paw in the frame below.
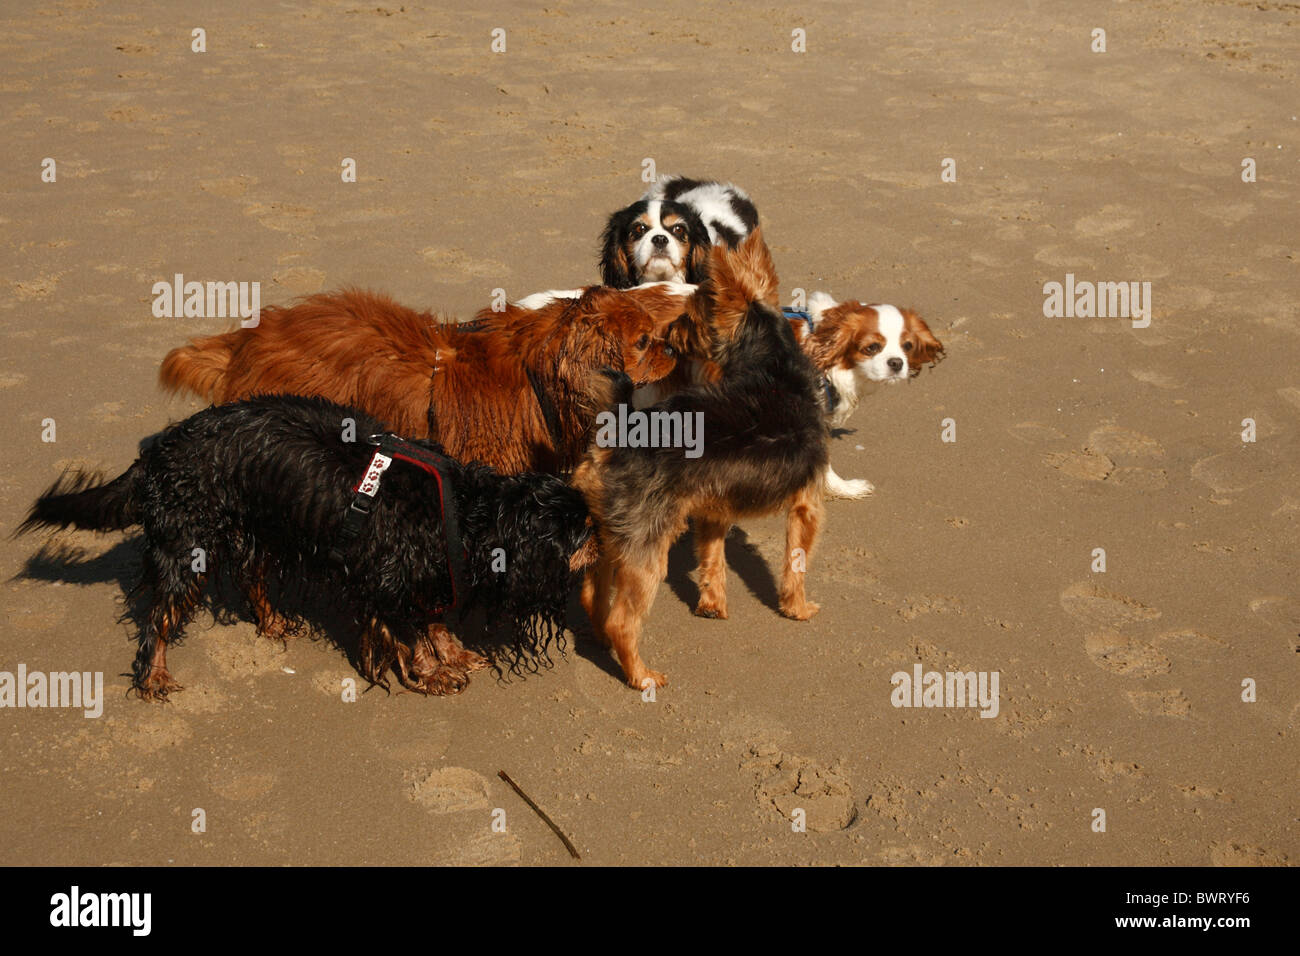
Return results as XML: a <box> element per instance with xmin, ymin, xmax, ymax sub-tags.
<box><xmin>826</xmin><ymin>473</ymin><xmax>875</xmax><ymax>499</ymax></box>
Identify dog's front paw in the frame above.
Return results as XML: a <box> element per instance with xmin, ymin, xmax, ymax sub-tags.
<box><xmin>135</xmin><ymin>668</ymin><xmax>183</xmax><ymax>702</ymax></box>
<box><xmin>408</xmin><ymin>665</ymin><xmax>472</xmax><ymax>697</ymax></box>
<box><xmin>693</xmin><ymin>597</ymin><xmax>728</xmax><ymax>619</ymax></box>
<box><xmin>626</xmin><ymin>668</ymin><xmax>668</xmax><ymax>690</ymax></box>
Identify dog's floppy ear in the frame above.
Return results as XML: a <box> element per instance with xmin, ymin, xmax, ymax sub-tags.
<box><xmin>903</xmin><ymin>308</ymin><xmax>944</xmax><ymax>370</ymax></box>
<box><xmin>568</xmin><ymin>525</ymin><xmax>600</xmax><ymax>572</ymax></box>
<box><xmin>683</xmin><ymin>210</ymin><xmax>713</xmax><ymax>285</ymax></box>
<box><xmin>599</xmin><ymin>207</ymin><xmax>636</xmax><ymax>288</ymax></box>
<box><xmin>663</xmin><ymin>311</ymin><xmax>709</xmax><ymax>359</ymax></box>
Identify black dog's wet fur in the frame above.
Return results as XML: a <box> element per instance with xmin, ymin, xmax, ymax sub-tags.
<box><xmin>20</xmin><ymin>395</ymin><xmax>593</xmax><ymax>697</ymax></box>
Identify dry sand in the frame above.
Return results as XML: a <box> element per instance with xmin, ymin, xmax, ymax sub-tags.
<box><xmin>0</xmin><ymin>0</ymin><xmax>1296</xmax><ymax>866</ymax></box>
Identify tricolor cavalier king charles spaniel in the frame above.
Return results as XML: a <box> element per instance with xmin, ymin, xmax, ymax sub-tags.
<box><xmin>598</xmin><ymin>176</ymin><xmax>759</xmax><ymax>288</ymax></box>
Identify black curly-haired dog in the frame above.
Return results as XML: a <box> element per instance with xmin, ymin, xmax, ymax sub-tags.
<box><xmin>20</xmin><ymin>395</ymin><xmax>598</xmax><ymax>700</ymax></box>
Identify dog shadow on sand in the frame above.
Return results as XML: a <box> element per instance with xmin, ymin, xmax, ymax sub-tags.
<box><xmin>17</xmin><ymin>524</ymin><xmax>782</xmax><ymax>695</ymax></box>
<box><xmin>566</xmin><ymin>521</ymin><xmax>781</xmax><ymax>684</ymax></box>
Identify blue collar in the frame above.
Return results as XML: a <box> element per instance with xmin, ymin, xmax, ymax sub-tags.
<box><xmin>782</xmin><ymin>309</ymin><xmax>837</xmax><ymax>414</ymax></box>
<box><xmin>782</xmin><ymin>307</ymin><xmax>814</xmax><ymax>332</ymax></box>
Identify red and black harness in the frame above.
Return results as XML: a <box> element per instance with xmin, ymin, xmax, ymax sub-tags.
<box><xmin>330</xmin><ymin>434</ymin><xmax>467</xmax><ymax>615</ymax></box>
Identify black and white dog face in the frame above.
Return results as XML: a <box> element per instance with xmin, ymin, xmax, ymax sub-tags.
<box><xmin>643</xmin><ymin>176</ymin><xmax>760</xmax><ymax>248</ymax></box>
<box><xmin>599</xmin><ymin>198</ymin><xmax>711</xmax><ymax>288</ymax></box>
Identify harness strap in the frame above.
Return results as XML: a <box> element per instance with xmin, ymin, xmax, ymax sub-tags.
<box><xmin>525</xmin><ymin>366</ymin><xmax>566</xmax><ymax>468</ymax></box>
<box><xmin>330</xmin><ymin>435</ymin><xmax>466</xmax><ymax>615</ymax></box>
<box><xmin>782</xmin><ymin>308</ymin><xmax>838</xmax><ymax>414</ymax></box>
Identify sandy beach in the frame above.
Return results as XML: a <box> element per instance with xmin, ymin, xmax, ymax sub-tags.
<box><xmin>0</xmin><ymin>0</ymin><xmax>1296</xmax><ymax>866</ymax></box>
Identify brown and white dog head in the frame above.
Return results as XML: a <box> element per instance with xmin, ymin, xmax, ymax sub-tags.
<box><xmin>795</xmin><ymin>294</ymin><xmax>945</xmax><ymax>501</ymax></box>
<box><xmin>800</xmin><ymin>293</ymin><xmax>943</xmax><ymax>388</ymax></box>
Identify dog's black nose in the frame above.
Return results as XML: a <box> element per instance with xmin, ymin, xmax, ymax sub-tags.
<box><xmin>887</xmin><ymin>357</ymin><xmax>904</xmax><ymax>372</ymax></box>
<box><xmin>651</xmin><ymin>233</ymin><xmax>669</xmax><ymax>248</ymax></box>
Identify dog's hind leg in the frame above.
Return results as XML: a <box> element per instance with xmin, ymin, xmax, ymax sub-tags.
<box><xmin>778</xmin><ymin>481</ymin><xmax>824</xmax><ymax>621</ymax></box>
<box><xmin>358</xmin><ymin>618</ymin><xmax>398</xmax><ymax>691</ymax></box>
<box><xmin>133</xmin><ymin>546</ymin><xmax>204</xmax><ymax>701</ymax></box>
<box><xmin>246</xmin><ymin>568</ymin><xmax>288</xmax><ymax>642</ymax></box>
<box><xmin>691</xmin><ymin>515</ymin><xmax>731</xmax><ymax>619</ymax></box>
<box><xmin>603</xmin><ymin>540</ymin><xmax>671</xmax><ymax>690</ymax></box>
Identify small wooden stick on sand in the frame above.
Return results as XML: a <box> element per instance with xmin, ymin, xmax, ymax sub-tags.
<box><xmin>498</xmin><ymin>770</ymin><xmax>581</xmax><ymax>860</ymax></box>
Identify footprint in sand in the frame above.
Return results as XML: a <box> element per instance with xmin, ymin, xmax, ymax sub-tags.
<box><xmin>1044</xmin><ymin>449</ymin><xmax>1114</xmax><ymax>481</ymax></box>
<box><xmin>1045</xmin><ymin>425</ymin><xmax>1167</xmax><ymax>488</ymax></box>
<box><xmin>1084</xmin><ymin>628</ymin><xmax>1226</xmax><ymax>677</ymax></box>
<box><xmin>1060</xmin><ymin>583</ymin><xmax>1161</xmax><ymax>629</ymax></box>
<box><xmin>202</xmin><ymin>627</ymin><xmax>290</xmax><ymax>685</ymax></box>
<box><xmin>1085</xmin><ymin>425</ymin><xmax>1168</xmax><ymax>489</ymax></box>
<box><xmin>1191</xmin><ymin>449</ymin><xmax>1268</xmax><ymax>495</ymax></box>
<box><xmin>1033</xmin><ymin>245</ymin><xmax>1096</xmax><ymax>270</ymax></box>
<box><xmin>409</xmin><ymin>767</ymin><xmax>491</xmax><ymax>813</ymax></box>
<box><xmin>407</xmin><ymin>769</ymin><xmax>523</xmax><ymax>862</ymax></box>
<box><xmin>1073</xmin><ymin>205</ymin><xmax>1141</xmax><ymax>239</ymax></box>
<box><xmin>742</xmin><ymin>745</ymin><xmax>857</xmax><ymax>832</ymax></box>
<box><xmin>1084</xmin><ymin>632</ymin><xmax>1171</xmax><ymax>677</ymax></box>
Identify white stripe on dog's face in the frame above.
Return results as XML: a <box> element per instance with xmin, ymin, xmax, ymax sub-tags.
<box><xmin>859</xmin><ymin>304</ymin><xmax>910</xmax><ymax>383</ymax></box>
<box><xmin>631</xmin><ymin>200</ymin><xmax>687</xmax><ymax>282</ymax></box>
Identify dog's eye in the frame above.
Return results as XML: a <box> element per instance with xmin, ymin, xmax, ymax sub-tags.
<box><xmin>636</xmin><ymin>335</ymin><xmax>650</xmax><ymax>349</ymax></box>
<box><xmin>902</xmin><ymin>341</ymin><xmax>913</xmax><ymax>351</ymax></box>
<box><xmin>865</xmin><ymin>343</ymin><xmax>882</xmax><ymax>355</ymax></box>
<box><xmin>670</xmin><ymin>224</ymin><xmax>687</xmax><ymax>240</ymax></box>
<box><xmin>631</xmin><ymin>223</ymin><xmax>647</xmax><ymax>238</ymax></box>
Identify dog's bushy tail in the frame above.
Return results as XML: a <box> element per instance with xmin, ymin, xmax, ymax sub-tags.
<box><xmin>158</xmin><ymin>332</ymin><xmax>234</xmax><ymax>401</ymax></box>
<box><xmin>18</xmin><ymin>464</ymin><xmax>143</xmax><ymax>536</ymax></box>
<box><xmin>701</xmin><ymin>228</ymin><xmax>780</xmax><ymax>342</ymax></box>
<box><xmin>708</xmin><ymin>227</ymin><xmax>779</xmax><ymax>305</ymax></box>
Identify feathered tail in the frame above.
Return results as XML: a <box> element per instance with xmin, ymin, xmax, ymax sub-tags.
<box><xmin>158</xmin><ymin>332</ymin><xmax>236</xmax><ymax>401</ymax></box>
<box><xmin>18</xmin><ymin>464</ymin><xmax>143</xmax><ymax>536</ymax></box>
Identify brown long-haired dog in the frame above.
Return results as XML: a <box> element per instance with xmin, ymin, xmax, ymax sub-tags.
<box><xmin>159</xmin><ymin>286</ymin><xmax>676</xmax><ymax>474</ymax></box>
<box><xmin>573</xmin><ymin>230</ymin><xmax>830</xmax><ymax>689</ymax></box>
<box><xmin>509</xmin><ymin>280</ymin><xmax>734</xmax><ymax>404</ymax></box>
